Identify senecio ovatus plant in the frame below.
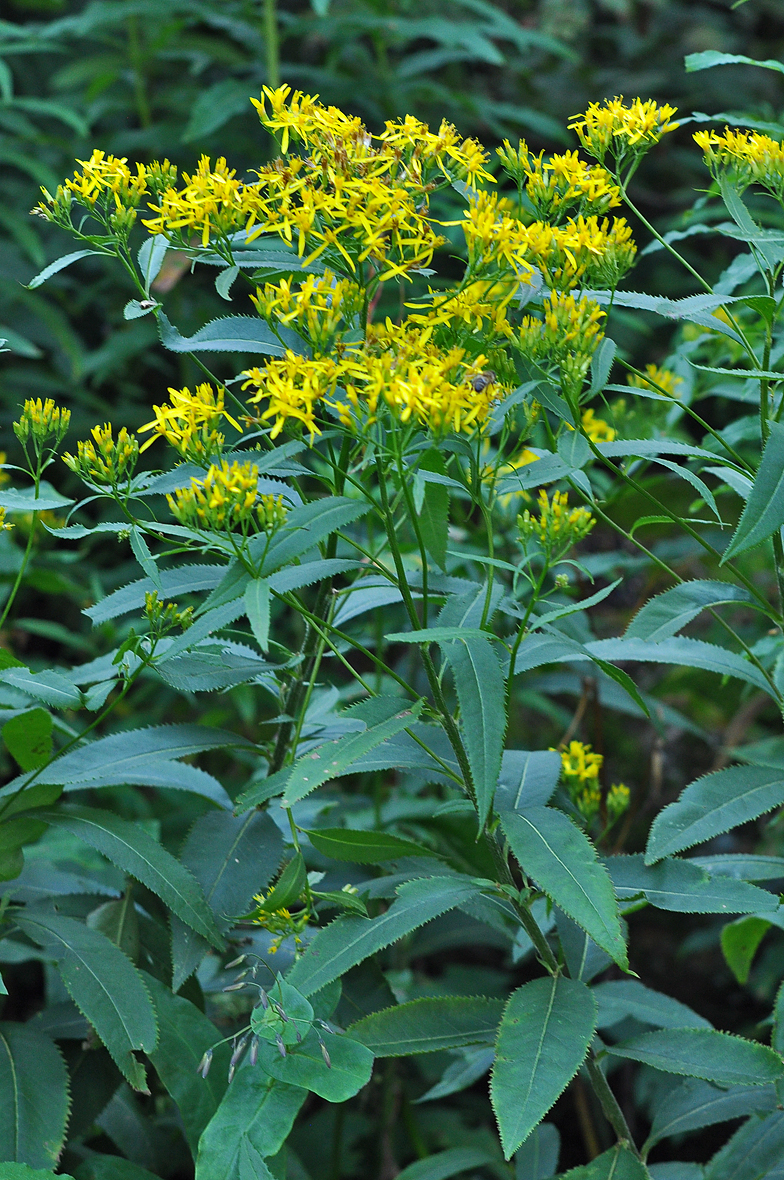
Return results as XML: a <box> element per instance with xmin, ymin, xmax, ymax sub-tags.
<box><xmin>6</xmin><ymin>69</ymin><xmax>784</xmax><ymax>1179</ymax></box>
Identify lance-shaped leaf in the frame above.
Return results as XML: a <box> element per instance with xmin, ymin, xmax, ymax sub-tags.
<box><xmin>606</xmin><ymin>1028</ymin><xmax>784</xmax><ymax>1086</ymax></box>
<box><xmin>349</xmin><ymin>996</ymin><xmax>503</xmax><ymax>1056</ymax></box>
<box><xmin>0</xmin><ymin>1023</ymin><xmax>70</xmax><ymax>1169</ymax></box>
<box><xmin>158</xmin><ymin>310</ymin><xmax>307</xmax><ymax>356</ymax></box>
<box><xmin>0</xmin><ymin>667</ymin><xmax>81</xmax><ymax>709</ymax></box>
<box><xmin>27</xmin><ymin>248</ymin><xmax>107</xmax><ymax>289</ymax></box>
<box><xmin>645</xmin><ymin>1078</ymin><xmax>778</xmax><ymax>1150</ymax></box>
<box><xmin>491</xmin><ymin>975</ymin><xmax>596</xmax><ymax>1158</ymax></box>
<box><xmin>705</xmin><ymin>1110</ymin><xmax>784</xmax><ymax>1180</ymax></box>
<box><xmin>646</xmin><ymin>766</ymin><xmax>784</xmax><ymax>863</ymax></box>
<box><xmin>395</xmin><ymin>1148</ymin><xmax>498</xmax><ymax>1180</ymax></box>
<box><xmin>416</xmin><ymin>1047</ymin><xmax>495</xmax><ymax>1104</ymax></box>
<box><xmin>585</xmin><ymin>636</ymin><xmax>775</xmax><ymax>697</ymax></box>
<box><xmin>16</xmin><ymin>909</ymin><xmax>157</xmax><ymax>1090</ymax></box>
<box><xmin>253</xmin><ymin>1028</ymin><xmax>373</xmax><ymax>1101</ymax></box>
<box><xmin>555</xmin><ymin>1145</ymin><xmax>648</xmax><ymax>1180</ymax></box>
<box><xmin>143</xmin><ymin>973</ymin><xmax>229</xmax><ymax>1159</ymax></box>
<box><xmin>723</xmin><ymin>420</ymin><xmax>784</xmax><ymax>561</ymax></box>
<box><xmin>305</xmin><ymin>828</ymin><xmax>437</xmax><ymax>863</ymax></box>
<box><xmin>253</xmin><ymin>496</ymin><xmax>370</xmax><ymax>574</ymax></box>
<box><xmin>196</xmin><ymin>1068</ymin><xmax>305</xmax><ymax>1179</ymax></box>
<box><xmin>494</xmin><ymin>750</ymin><xmax>561</xmax><ymax>813</ymax></box>
<box><xmin>39</xmin><ymin>806</ymin><xmax>223</xmax><ymax>947</ymax></box>
<box><xmin>244</xmin><ymin>578</ymin><xmax>271</xmax><ymax>652</ymax></box>
<box><xmin>626</xmin><ymin>580</ymin><xmax>755</xmax><ymax>642</ymax></box>
<box><xmin>592</xmin><ymin>980</ymin><xmax>711</xmax><ymax>1030</ymax></box>
<box><xmin>499</xmin><ymin>807</ymin><xmax>627</xmax><ymax>967</ymax></box>
<box><xmin>287</xmin><ymin>875</ymin><xmax>482</xmax><ymax>997</ymax></box>
<box><xmin>85</xmin><ymin>564</ymin><xmax>224</xmax><ymax>624</ymax></box>
<box><xmin>605</xmin><ymin>853</ymin><xmax>779</xmax><ymax>914</ymax></box>
<box><xmin>444</xmin><ymin>635</ymin><xmax>506</xmax><ymax>830</ymax></box>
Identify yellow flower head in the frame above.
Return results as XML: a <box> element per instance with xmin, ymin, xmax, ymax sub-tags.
<box><xmin>252</xmin><ymin>269</ymin><xmax>362</xmax><ymax>353</ymax></box>
<box><xmin>569</xmin><ymin>98</ymin><xmax>679</xmax><ymax>165</ymax></box>
<box><xmin>694</xmin><ymin>127</ymin><xmax>784</xmax><ymax>199</ymax></box>
<box><xmin>14</xmin><ymin>399</ymin><xmax>71</xmax><ymax>452</ymax></box>
<box><xmin>143</xmin><ymin>155</ymin><xmax>264</xmax><ymax>246</ymax></box>
<box><xmin>248</xmin><ymin>886</ymin><xmax>310</xmax><ymax>953</ymax></box>
<box><xmin>167</xmin><ymin>460</ymin><xmax>286</xmax><ymax>535</ymax></box>
<box><xmin>497</xmin><ymin>140</ymin><xmax>622</xmax><ymax>222</ymax></box>
<box><xmin>628</xmin><ymin>364</ymin><xmax>683</xmax><ymax>398</ymax></box>
<box><xmin>518</xmin><ymin>489</ymin><xmax>594</xmax><ymax>552</ymax></box>
<box><xmin>63</xmin><ymin>423</ymin><xmax>138</xmax><ymax>486</ymax></box>
<box><xmin>579</xmin><ymin>408</ymin><xmax>616</xmax><ymax>443</ymax></box>
<box><xmin>242</xmin><ymin>353</ymin><xmax>346</xmax><ymax>442</ymax></box>
<box><xmin>517</xmin><ymin>291</ymin><xmax>606</xmax><ymax>397</ymax></box>
<box><xmin>139</xmin><ymin>382</ymin><xmax>241</xmax><ymax>460</ymax></box>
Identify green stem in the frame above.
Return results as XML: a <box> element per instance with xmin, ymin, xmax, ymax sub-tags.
<box><xmin>0</xmin><ymin>515</ymin><xmax>37</xmax><ymax>633</ymax></box>
<box><xmin>586</xmin><ymin>1054</ymin><xmax>640</xmax><ymax>1157</ymax></box>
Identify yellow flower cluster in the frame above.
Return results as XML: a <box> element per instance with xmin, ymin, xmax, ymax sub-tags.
<box><xmin>252</xmin><ymin>270</ymin><xmax>362</xmax><ymax>353</ymax></box>
<box><xmin>497</xmin><ymin>140</ymin><xmax>622</xmax><ymax>222</ymax></box>
<box><xmin>518</xmin><ymin>291</ymin><xmax>606</xmax><ymax>397</ymax></box>
<box><xmin>0</xmin><ymin>507</ymin><xmax>12</xmax><ymax>533</ymax></box>
<box><xmin>14</xmin><ymin>399</ymin><xmax>71</xmax><ymax>451</ymax></box>
<box><xmin>63</xmin><ymin>423</ymin><xmax>139</xmax><ymax>486</ymax></box>
<box><xmin>518</xmin><ymin>489</ymin><xmax>594</xmax><ymax>552</ymax></box>
<box><xmin>580</xmin><ymin>407</ymin><xmax>616</xmax><ymax>443</ymax></box>
<box><xmin>628</xmin><ymin>364</ymin><xmax>683</xmax><ymax>398</ymax></box>
<box><xmin>557</xmin><ymin>741</ymin><xmax>629</xmax><ymax>824</ymax></box>
<box><xmin>143</xmin><ymin>590</ymin><xmax>193</xmax><ymax>635</ymax></box>
<box><xmin>243</xmin><ymin>354</ymin><xmax>345</xmax><ymax>441</ymax></box>
<box><xmin>139</xmin><ymin>383</ymin><xmax>240</xmax><ymax>461</ymax></box>
<box><xmin>34</xmin><ymin>151</ymin><xmax>177</xmax><ymax>234</ymax></box>
<box><xmin>694</xmin><ymin>127</ymin><xmax>784</xmax><ymax>200</ymax></box>
<box><xmin>570</xmin><ymin>97</ymin><xmax>679</xmax><ymax>166</ymax></box>
<box><xmin>406</xmin><ymin>280</ymin><xmax>519</xmax><ymax>340</ymax></box>
<box><xmin>249</xmin><ymin>888</ymin><xmax>310</xmax><ymax>953</ymax></box>
<box><xmin>167</xmin><ymin>460</ymin><xmax>287</xmax><ymax>535</ymax></box>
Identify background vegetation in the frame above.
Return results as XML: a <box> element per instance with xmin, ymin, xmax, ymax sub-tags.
<box><xmin>3</xmin><ymin>1</ymin><xmax>784</xmax><ymax>1177</ymax></box>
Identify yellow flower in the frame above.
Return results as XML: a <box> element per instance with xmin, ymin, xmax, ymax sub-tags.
<box><xmin>406</xmin><ymin>279</ymin><xmax>519</xmax><ymax>339</ymax></box>
<box><xmin>694</xmin><ymin>127</ymin><xmax>784</xmax><ymax>199</ymax></box>
<box><xmin>168</xmin><ymin>460</ymin><xmax>286</xmax><ymax>534</ymax></box>
<box><xmin>138</xmin><ymin>383</ymin><xmax>241</xmax><ymax>460</ymax></box>
<box><xmin>518</xmin><ymin>489</ymin><xmax>594</xmax><ymax>551</ymax></box>
<box><xmin>579</xmin><ymin>408</ymin><xmax>616</xmax><ymax>443</ymax></box>
<box><xmin>569</xmin><ymin>98</ymin><xmax>679</xmax><ymax>165</ymax></box>
<box><xmin>0</xmin><ymin>507</ymin><xmax>12</xmax><ymax>533</ymax></box>
<box><xmin>497</xmin><ymin>140</ymin><xmax>621</xmax><ymax>222</ymax></box>
<box><xmin>628</xmin><ymin>364</ymin><xmax>683</xmax><ymax>398</ymax></box>
<box><xmin>143</xmin><ymin>155</ymin><xmax>264</xmax><ymax>246</ymax></box>
<box><xmin>248</xmin><ymin>886</ymin><xmax>310</xmax><ymax>953</ymax></box>
<box><xmin>14</xmin><ymin>399</ymin><xmax>71</xmax><ymax>451</ymax></box>
<box><xmin>242</xmin><ymin>353</ymin><xmax>346</xmax><ymax>441</ymax></box>
<box><xmin>517</xmin><ymin>291</ymin><xmax>606</xmax><ymax>397</ymax></box>
<box><xmin>556</xmin><ymin>740</ymin><xmax>604</xmax><ymax>822</ymax></box>
<box><xmin>607</xmin><ymin>782</ymin><xmax>630</xmax><ymax>822</ymax></box>
<box><xmin>63</xmin><ymin>423</ymin><xmax>139</xmax><ymax>486</ymax></box>
<box><xmin>252</xmin><ymin>269</ymin><xmax>362</xmax><ymax>353</ymax></box>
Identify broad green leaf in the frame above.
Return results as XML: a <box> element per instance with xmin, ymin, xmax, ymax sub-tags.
<box><xmin>256</xmin><ymin>853</ymin><xmax>307</xmax><ymax>913</ymax></box>
<box><xmin>171</xmin><ymin>809</ymin><xmax>283</xmax><ymax>990</ymax></box>
<box><xmin>251</xmin><ymin>977</ymin><xmax>313</xmax><ymax>1048</ymax></box>
<box><xmin>254</xmin><ymin>1027</ymin><xmax>373</xmax><ymax>1100</ymax></box>
<box><xmin>348</xmin><ymin>996</ymin><xmax>503</xmax><ymax>1055</ymax></box>
<box><xmin>2</xmin><ymin>709</ymin><xmax>52</xmax><ymax>771</ymax></box>
<box><xmin>645</xmin><ymin>766</ymin><xmax>784</xmax><ymax>863</ymax></box>
<box><xmin>305</xmin><ymin>828</ymin><xmax>437</xmax><ymax>864</ymax></box>
<box><xmin>0</xmin><ymin>1166</ymin><xmax>75</xmax><ymax>1180</ymax></box>
<box><xmin>129</xmin><ymin>526</ymin><xmax>161</xmax><ymax>590</ymax></box>
<box><xmin>690</xmin><ymin>853</ymin><xmax>784</xmax><ymax>880</ymax></box>
<box><xmin>143</xmin><ymin>973</ymin><xmax>229</xmax><ymax>1158</ymax></box>
<box><xmin>495</xmin><ymin>750</ymin><xmax>561</xmax><ymax>812</ymax></box>
<box><xmin>16</xmin><ymin>910</ymin><xmax>157</xmax><ymax>1090</ymax></box>
<box><xmin>592</xmin><ymin>980</ymin><xmax>711</xmax><ymax>1030</ymax></box>
<box><xmin>558</xmin><ymin>1145</ymin><xmax>648</xmax><ymax>1180</ymax></box>
<box><xmin>26</xmin><ymin>248</ymin><xmax>105</xmax><ymax>289</ymax></box>
<box><xmin>586</xmin><ymin>636</ymin><xmax>775</xmax><ymax>697</ymax></box>
<box><xmin>158</xmin><ymin>310</ymin><xmax>307</xmax><ymax>356</ymax></box>
<box><xmin>245</xmin><ymin>578</ymin><xmax>271</xmax><ymax>652</ymax></box>
<box><xmin>589</xmin><ymin>290</ymin><xmax>744</xmax><ymax>344</ymax></box>
<box><xmin>287</xmin><ymin>876</ymin><xmax>481</xmax><ymax>997</ymax></box>
<box><xmin>0</xmin><ymin>1023</ymin><xmax>69</xmax><ymax>1168</ymax></box>
<box><xmin>514</xmin><ymin>1123</ymin><xmax>560</xmax><ymax>1180</ymax></box>
<box><xmin>415</xmin><ymin>1046</ymin><xmax>494</xmax><ymax>1103</ymax></box>
<box><xmin>39</xmin><ymin>806</ymin><xmax>223</xmax><ymax>948</ymax></box>
<box><xmin>719</xmin><ymin>175</ymin><xmax>783</xmax><ymax>271</ymax></box>
<box><xmin>645</xmin><ymin>1078</ymin><xmax>778</xmax><ymax>1150</ymax></box>
<box><xmin>491</xmin><ymin>975</ymin><xmax>596</xmax><ymax>1158</ymax></box>
<box><xmin>626</xmin><ymin>581</ymin><xmax>754</xmax><ymax>642</ymax></box>
<box><xmin>137</xmin><ymin>233</ymin><xmax>168</xmax><ymax>294</ymax></box>
<box><xmin>196</xmin><ymin>1069</ymin><xmax>305</xmax><ymax>1180</ymax></box>
<box><xmin>705</xmin><ymin>1110</ymin><xmax>784</xmax><ymax>1180</ymax></box>
<box><xmin>215</xmin><ymin>264</ymin><xmax>240</xmax><ymax>300</ymax></box>
<box><xmin>75</xmin><ymin>1158</ymin><xmax>171</xmax><ymax>1180</ymax></box>
<box><xmin>589</xmin><ymin>336</ymin><xmax>616</xmax><ymax>395</ymax></box>
<box><xmin>387</xmin><ymin>626</ymin><xmax>489</xmax><ymax>644</ymax></box>
<box><xmin>156</xmin><ymin>598</ymin><xmax>248</xmax><ymax>664</ymax></box>
<box><xmin>606</xmin><ymin>1028</ymin><xmax>784</xmax><ymax>1086</ymax></box>
<box><xmin>281</xmin><ymin>700</ymin><xmax>423</xmax><ymax>806</ymax></box>
<box><xmin>499</xmin><ymin>807</ymin><xmax>627</xmax><ymax>967</ymax></box>
<box><xmin>395</xmin><ymin>1148</ymin><xmax>497</xmax><ymax>1180</ymax></box>
<box><xmin>417</xmin><ymin>450</ymin><xmax>449</xmax><ymax>570</ymax></box>
<box><xmin>723</xmin><ymin>420</ymin><xmax>784</xmax><ymax>561</ymax></box>
<box><xmin>686</xmin><ymin>49</ymin><xmax>784</xmax><ymax>75</ymax></box>
<box><xmin>85</xmin><ymin>564</ymin><xmax>224</xmax><ymax>624</ymax></box>
<box><xmin>0</xmin><ymin>668</ymin><xmax>80</xmax><ymax>709</ymax></box>
<box><xmin>605</xmin><ymin>853</ymin><xmax>779</xmax><ymax>914</ymax></box>
<box><xmin>156</xmin><ymin>646</ymin><xmax>272</xmax><ymax>695</ymax></box>
<box><xmin>721</xmin><ymin>916</ymin><xmax>771</xmax><ymax>985</ymax></box>
<box><xmin>495</xmin><ymin>451</ymin><xmax>574</xmax><ymax>495</ymax></box>
<box><xmin>555</xmin><ymin>908</ymin><xmax>612</xmax><ymax>983</ymax></box>
<box><xmin>445</xmin><ymin>635</ymin><xmax>507</xmax><ymax>830</ymax></box>
<box><xmin>87</xmin><ymin>896</ymin><xmax>139</xmax><ymax>962</ymax></box>
<box><xmin>250</xmin><ymin>498</ymin><xmax>370</xmax><ymax>576</ymax></box>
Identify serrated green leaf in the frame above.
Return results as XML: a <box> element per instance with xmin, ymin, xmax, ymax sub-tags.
<box><xmin>626</xmin><ymin>580</ymin><xmax>754</xmax><ymax>642</ymax></box>
<box><xmin>257</xmin><ymin>853</ymin><xmax>307</xmax><ymax>913</ymax></box>
<box><xmin>254</xmin><ymin>497</ymin><xmax>370</xmax><ymax>574</ymax></box>
<box><xmin>0</xmin><ymin>484</ymin><xmax>73</xmax><ymax>514</ymax></box>
<box><xmin>495</xmin><ymin>750</ymin><xmax>561</xmax><ymax>812</ymax></box>
<box><xmin>721</xmin><ymin>916</ymin><xmax>771</xmax><ymax>985</ymax></box>
<box><xmin>0</xmin><ymin>1166</ymin><xmax>75</xmax><ymax>1180</ymax></box>
<box><xmin>586</xmin><ymin>636</ymin><xmax>774</xmax><ymax>697</ymax></box>
<box><xmin>395</xmin><ymin>1148</ymin><xmax>497</xmax><ymax>1180</ymax></box>
<box><xmin>645</xmin><ymin>1077</ymin><xmax>778</xmax><ymax>1150</ymax></box>
<box><xmin>723</xmin><ymin>421</ymin><xmax>784</xmax><ymax>561</ymax></box>
<box><xmin>499</xmin><ymin>807</ymin><xmax>627</xmax><ymax>967</ymax></box>
<box><xmin>253</xmin><ymin>1028</ymin><xmax>373</xmax><ymax>1101</ymax></box>
<box><xmin>0</xmin><ymin>667</ymin><xmax>80</xmax><ymax>709</ymax></box>
<box><xmin>416</xmin><ymin>1046</ymin><xmax>494</xmax><ymax>1104</ymax></box>
<box><xmin>245</xmin><ymin>578</ymin><xmax>271</xmax><ymax>652</ymax></box>
<box><xmin>26</xmin><ymin>248</ymin><xmax>105</xmax><ymax>289</ymax></box>
<box><xmin>592</xmin><ymin>980</ymin><xmax>711</xmax><ymax>1030</ymax></box>
<box><xmin>491</xmin><ymin>975</ymin><xmax>596</xmax><ymax>1158</ymax></box>
<box><xmin>39</xmin><ymin>806</ymin><xmax>224</xmax><ymax>948</ymax></box>
<box><xmin>0</xmin><ymin>1023</ymin><xmax>69</xmax><ymax>1168</ymax></box>
<box><xmin>646</xmin><ymin>766</ymin><xmax>784</xmax><ymax>863</ymax></box>
<box><xmin>444</xmin><ymin>635</ymin><xmax>506</xmax><ymax>830</ymax></box>
<box><xmin>137</xmin><ymin>233</ymin><xmax>168</xmax><ymax>295</ymax></box>
<box><xmin>349</xmin><ymin>996</ymin><xmax>503</xmax><ymax>1056</ymax></box>
<box><xmin>558</xmin><ymin>1145</ymin><xmax>648</xmax><ymax>1180</ymax></box>
<box><xmin>16</xmin><ymin>909</ymin><xmax>157</xmax><ymax>1090</ymax></box>
<box><xmin>196</xmin><ymin>1068</ymin><xmax>305</xmax><ymax>1180</ymax></box>
<box><xmin>704</xmin><ymin>1110</ymin><xmax>784</xmax><ymax>1180</ymax></box>
<box><xmin>287</xmin><ymin>876</ymin><xmax>481</xmax><ymax>997</ymax></box>
<box><xmin>158</xmin><ymin>310</ymin><xmax>307</xmax><ymax>356</ymax></box>
<box><xmin>607</xmin><ymin>1028</ymin><xmax>784</xmax><ymax>1086</ymax></box>
<box><xmin>85</xmin><ymin>564</ymin><xmax>224</xmax><ymax>624</ymax></box>
<box><xmin>305</xmin><ymin>828</ymin><xmax>436</xmax><ymax>863</ymax></box>
<box><xmin>2</xmin><ymin>708</ymin><xmax>52</xmax><ymax>771</ymax></box>
<box><xmin>129</xmin><ymin>526</ymin><xmax>161</xmax><ymax>590</ymax></box>
<box><xmin>417</xmin><ymin>450</ymin><xmax>449</xmax><ymax>570</ymax></box>
<box><xmin>143</xmin><ymin>973</ymin><xmax>229</xmax><ymax>1158</ymax></box>
<box><xmin>686</xmin><ymin>49</ymin><xmax>784</xmax><ymax>75</ymax></box>
<box><xmin>605</xmin><ymin>853</ymin><xmax>779</xmax><ymax>914</ymax></box>
<box><xmin>514</xmin><ymin>1123</ymin><xmax>560</xmax><ymax>1180</ymax></box>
